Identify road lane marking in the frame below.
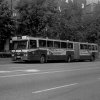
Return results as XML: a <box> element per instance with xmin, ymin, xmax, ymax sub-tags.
<box><xmin>25</xmin><ymin>69</ymin><xmax>40</xmax><ymax>72</ymax></box>
<box><xmin>0</xmin><ymin>69</ymin><xmax>39</xmax><ymax>73</ymax></box>
<box><xmin>10</xmin><ymin>69</ymin><xmax>40</xmax><ymax>72</ymax></box>
<box><xmin>0</xmin><ymin>71</ymin><xmax>11</xmax><ymax>73</ymax></box>
<box><xmin>32</xmin><ymin>83</ymin><xmax>78</xmax><ymax>94</ymax></box>
<box><xmin>0</xmin><ymin>69</ymin><xmax>83</xmax><ymax>78</ymax></box>
<box><xmin>0</xmin><ymin>67</ymin><xmax>99</xmax><ymax>78</ymax></box>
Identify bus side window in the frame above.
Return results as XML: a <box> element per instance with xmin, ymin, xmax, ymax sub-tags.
<box><xmin>84</xmin><ymin>44</ymin><xmax>88</xmax><ymax>50</ymax></box>
<box><xmin>54</xmin><ymin>41</ymin><xmax>60</xmax><ymax>48</ymax></box>
<box><xmin>39</xmin><ymin>40</ymin><xmax>46</xmax><ymax>47</ymax></box>
<box><xmin>47</xmin><ymin>41</ymin><xmax>53</xmax><ymax>47</ymax></box>
<box><xmin>88</xmin><ymin>45</ymin><xmax>91</xmax><ymax>50</ymax></box>
<box><xmin>80</xmin><ymin>44</ymin><xmax>86</xmax><ymax>50</ymax></box>
<box><xmin>80</xmin><ymin>44</ymin><xmax>83</xmax><ymax>49</ymax></box>
<box><xmin>61</xmin><ymin>42</ymin><xmax>67</xmax><ymax>48</ymax></box>
<box><xmin>93</xmin><ymin>45</ymin><xmax>97</xmax><ymax>50</ymax></box>
<box><xmin>95</xmin><ymin>45</ymin><xmax>98</xmax><ymax>50</ymax></box>
<box><xmin>68</xmin><ymin>43</ymin><xmax>73</xmax><ymax>49</ymax></box>
<box><xmin>91</xmin><ymin>45</ymin><xmax>95</xmax><ymax>50</ymax></box>
<box><xmin>30</xmin><ymin>40</ymin><xmax>37</xmax><ymax>49</ymax></box>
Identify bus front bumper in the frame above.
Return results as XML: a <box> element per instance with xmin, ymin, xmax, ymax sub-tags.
<box><xmin>12</xmin><ymin>56</ymin><xmax>28</xmax><ymax>61</ymax></box>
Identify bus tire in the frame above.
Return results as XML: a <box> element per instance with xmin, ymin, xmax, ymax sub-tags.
<box><xmin>40</xmin><ymin>55</ymin><xmax>46</xmax><ymax>63</ymax></box>
<box><xmin>90</xmin><ymin>55</ymin><xmax>95</xmax><ymax>61</ymax></box>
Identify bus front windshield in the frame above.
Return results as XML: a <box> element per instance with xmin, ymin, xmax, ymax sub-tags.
<box><xmin>12</xmin><ymin>40</ymin><xmax>27</xmax><ymax>50</ymax></box>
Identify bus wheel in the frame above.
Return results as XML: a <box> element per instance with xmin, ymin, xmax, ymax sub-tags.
<box><xmin>67</xmin><ymin>56</ymin><xmax>71</xmax><ymax>63</ymax></box>
<box><xmin>90</xmin><ymin>56</ymin><xmax>95</xmax><ymax>61</ymax></box>
<box><xmin>40</xmin><ymin>55</ymin><xmax>45</xmax><ymax>63</ymax></box>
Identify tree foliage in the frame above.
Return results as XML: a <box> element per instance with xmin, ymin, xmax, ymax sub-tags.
<box><xmin>16</xmin><ymin>0</ymin><xmax>83</xmax><ymax>40</ymax></box>
<box><xmin>81</xmin><ymin>3</ymin><xmax>100</xmax><ymax>44</ymax></box>
<box><xmin>0</xmin><ymin>0</ymin><xmax>14</xmax><ymax>40</ymax></box>
<box><xmin>15</xmin><ymin>0</ymin><xmax>100</xmax><ymax>44</ymax></box>
<box><xmin>16</xmin><ymin>0</ymin><xmax>60</xmax><ymax>38</ymax></box>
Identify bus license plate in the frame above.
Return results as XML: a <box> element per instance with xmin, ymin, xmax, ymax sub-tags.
<box><xmin>17</xmin><ymin>56</ymin><xmax>21</xmax><ymax>58</ymax></box>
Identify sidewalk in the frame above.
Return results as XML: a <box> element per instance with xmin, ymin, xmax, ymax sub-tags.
<box><xmin>0</xmin><ymin>58</ymin><xmax>11</xmax><ymax>64</ymax></box>
<box><xmin>0</xmin><ymin>52</ymin><xmax>11</xmax><ymax>58</ymax></box>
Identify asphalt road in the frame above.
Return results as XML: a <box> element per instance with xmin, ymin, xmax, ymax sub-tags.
<box><xmin>0</xmin><ymin>59</ymin><xmax>100</xmax><ymax>100</ymax></box>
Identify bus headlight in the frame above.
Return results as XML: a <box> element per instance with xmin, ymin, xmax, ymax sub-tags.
<box><xmin>12</xmin><ymin>54</ymin><xmax>14</xmax><ymax>56</ymax></box>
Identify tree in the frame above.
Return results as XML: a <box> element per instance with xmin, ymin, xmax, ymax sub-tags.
<box><xmin>0</xmin><ymin>0</ymin><xmax>15</xmax><ymax>51</ymax></box>
<box><xmin>58</xmin><ymin>0</ymin><xmax>83</xmax><ymax>41</ymax></box>
<box><xmin>0</xmin><ymin>0</ymin><xmax>15</xmax><ymax>39</ymax></box>
<box><xmin>81</xmin><ymin>3</ymin><xmax>100</xmax><ymax>44</ymax></box>
<box><xmin>16</xmin><ymin>0</ymin><xmax>100</xmax><ymax>44</ymax></box>
<box><xmin>16</xmin><ymin>0</ymin><xmax>61</xmax><ymax>39</ymax></box>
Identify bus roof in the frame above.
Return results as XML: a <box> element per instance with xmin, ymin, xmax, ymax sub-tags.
<box><xmin>12</xmin><ymin>36</ymin><xmax>71</xmax><ymax>42</ymax></box>
<box><xmin>12</xmin><ymin>35</ymin><xmax>98</xmax><ymax>45</ymax></box>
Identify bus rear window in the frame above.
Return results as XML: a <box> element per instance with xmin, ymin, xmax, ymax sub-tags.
<box><xmin>30</xmin><ymin>40</ymin><xmax>37</xmax><ymax>49</ymax></box>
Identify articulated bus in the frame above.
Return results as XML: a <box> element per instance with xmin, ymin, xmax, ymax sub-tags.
<box><xmin>11</xmin><ymin>36</ymin><xmax>98</xmax><ymax>63</ymax></box>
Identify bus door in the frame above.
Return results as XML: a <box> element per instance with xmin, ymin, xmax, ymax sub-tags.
<box><xmin>74</xmin><ymin>42</ymin><xmax>80</xmax><ymax>60</ymax></box>
<box><xmin>28</xmin><ymin>40</ymin><xmax>38</xmax><ymax>60</ymax></box>
<box><xmin>52</xmin><ymin>41</ymin><xmax>61</xmax><ymax>60</ymax></box>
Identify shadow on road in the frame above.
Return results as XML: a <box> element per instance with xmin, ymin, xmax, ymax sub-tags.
<box><xmin>12</xmin><ymin>60</ymin><xmax>89</xmax><ymax>64</ymax></box>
